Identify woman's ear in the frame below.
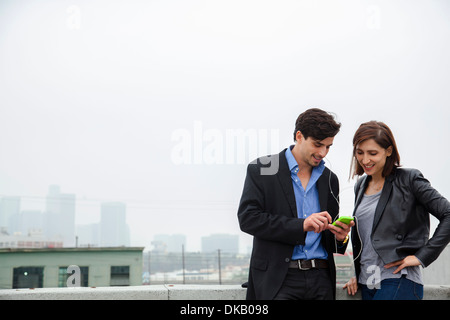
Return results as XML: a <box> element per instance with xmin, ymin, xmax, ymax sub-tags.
<box><xmin>386</xmin><ymin>145</ymin><xmax>393</xmax><ymax>157</ymax></box>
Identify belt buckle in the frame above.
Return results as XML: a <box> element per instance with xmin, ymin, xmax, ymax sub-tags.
<box><xmin>298</xmin><ymin>259</ymin><xmax>314</xmax><ymax>271</ymax></box>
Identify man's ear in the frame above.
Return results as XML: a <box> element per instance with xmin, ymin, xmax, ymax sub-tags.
<box><xmin>295</xmin><ymin>131</ymin><xmax>303</xmax><ymax>143</ymax></box>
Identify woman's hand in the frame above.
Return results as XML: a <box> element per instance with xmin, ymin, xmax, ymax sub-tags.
<box><xmin>343</xmin><ymin>276</ymin><xmax>358</xmax><ymax>296</ymax></box>
<box><xmin>384</xmin><ymin>255</ymin><xmax>422</xmax><ymax>274</ymax></box>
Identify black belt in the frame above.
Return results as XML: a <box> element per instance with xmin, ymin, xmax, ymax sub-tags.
<box><xmin>288</xmin><ymin>259</ymin><xmax>328</xmax><ymax>270</ymax></box>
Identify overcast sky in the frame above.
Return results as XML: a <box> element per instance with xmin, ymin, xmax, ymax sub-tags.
<box><xmin>1</xmin><ymin>0</ymin><xmax>449</xmax><ymax>252</ymax></box>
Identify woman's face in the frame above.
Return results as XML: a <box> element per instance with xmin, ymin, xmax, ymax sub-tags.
<box><xmin>355</xmin><ymin>138</ymin><xmax>392</xmax><ymax>178</ymax></box>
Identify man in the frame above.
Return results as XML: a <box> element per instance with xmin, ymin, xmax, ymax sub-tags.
<box><xmin>238</xmin><ymin>108</ymin><xmax>353</xmax><ymax>300</ymax></box>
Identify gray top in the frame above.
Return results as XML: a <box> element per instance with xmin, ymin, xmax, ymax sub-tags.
<box><xmin>355</xmin><ymin>190</ymin><xmax>423</xmax><ymax>287</ymax></box>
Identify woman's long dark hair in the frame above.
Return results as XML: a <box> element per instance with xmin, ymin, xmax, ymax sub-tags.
<box><xmin>350</xmin><ymin>121</ymin><xmax>401</xmax><ymax>179</ymax></box>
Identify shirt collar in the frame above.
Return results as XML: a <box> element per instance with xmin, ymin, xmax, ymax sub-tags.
<box><xmin>285</xmin><ymin>145</ymin><xmax>326</xmax><ymax>174</ymax></box>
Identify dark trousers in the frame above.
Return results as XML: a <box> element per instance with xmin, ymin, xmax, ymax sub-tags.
<box><xmin>274</xmin><ymin>268</ymin><xmax>333</xmax><ymax>300</ymax></box>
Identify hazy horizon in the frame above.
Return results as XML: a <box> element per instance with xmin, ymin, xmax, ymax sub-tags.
<box><xmin>1</xmin><ymin>0</ymin><xmax>449</xmax><ymax>252</ymax></box>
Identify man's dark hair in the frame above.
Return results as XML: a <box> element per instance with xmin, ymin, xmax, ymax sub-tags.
<box><xmin>293</xmin><ymin>108</ymin><xmax>341</xmax><ymax>141</ymax></box>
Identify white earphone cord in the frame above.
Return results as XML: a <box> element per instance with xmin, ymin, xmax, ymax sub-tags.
<box><xmin>325</xmin><ymin>157</ymin><xmax>363</xmax><ymax>262</ymax></box>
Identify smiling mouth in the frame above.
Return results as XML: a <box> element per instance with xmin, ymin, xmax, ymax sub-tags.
<box><xmin>313</xmin><ymin>155</ymin><xmax>322</xmax><ymax>162</ymax></box>
<box><xmin>364</xmin><ymin>164</ymin><xmax>374</xmax><ymax>169</ymax></box>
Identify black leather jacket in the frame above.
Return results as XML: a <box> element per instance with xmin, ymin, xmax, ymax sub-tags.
<box><xmin>351</xmin><ymin>167</ymin><xmax>450</xmax><ymax>280</ymax></box>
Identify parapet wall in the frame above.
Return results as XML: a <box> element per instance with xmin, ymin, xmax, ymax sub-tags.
<box><xmin>0</xmin><ymin>284</ymin><xmax>449</xmax><ymax>300</ymax></box>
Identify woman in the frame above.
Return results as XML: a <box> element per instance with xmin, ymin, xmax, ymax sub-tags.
<box><xmin>343</xmin><ymin>121</ymin><xmax>450</xmax><ymax>300</ymax></box>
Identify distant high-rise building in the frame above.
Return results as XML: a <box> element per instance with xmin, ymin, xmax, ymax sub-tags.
<box><xmin>201</xmin><ymin>234</ymin><xmax>239</xmax><ymax>253</ymax></box>
<box><xmin>100</xmin><ymin>202</ymin><xmax>129</xmax><ymax>247</ymax></box>
<box><xmin>153</xmin><ymin>234</ymin><xmax>186</xmax><ymax>252</ymax></box>
<box><xmin>76</xmin><ymin>223</ymin><xmax>100</xmax><ymax>247</ymax></box>
<box><xmin>0</xmin><ymin>196</ymin><xmax>21</xmax><ymax>234</ymax></box>
<box><xmin>20</xmin><ymin>210</ymin><xmax>43</xmax><ymax>235</ymax></box>
<box><xmin>44</xmin><ymin>185</ymin><xmax>76</xmax><ymax>247</ymax></box>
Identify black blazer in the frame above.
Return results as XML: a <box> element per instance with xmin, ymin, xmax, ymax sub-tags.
<box><xmin>351</xmin><ymin>168</ymin><xmax>450</xmax><ymax>282</ymax></box>
<box><xmin>237</xmin><ymin>148</ymin><xmax>345</xmax><ymax>300</ymax></box>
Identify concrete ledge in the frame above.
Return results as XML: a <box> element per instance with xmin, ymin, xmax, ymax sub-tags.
<box><xmin>0</xmin><ymin>284</ymin><xmax>448</xmax><ymax>300</ymax></box>
<box><xmin>0</xmin><ymin>285</ymin><xmax>168</xmax><ymax>300</ymax></box>
<box><xmin>166</xmin><ymin>284</ymin><xmax>246</xmax><ymax>300</ymax></box>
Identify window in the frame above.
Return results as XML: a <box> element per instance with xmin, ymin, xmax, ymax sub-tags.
<box><xmin>13</xmin><ymin>267</ymin><xmax>44</xmax><ymax>288</ymax></box>
<box><xmin>58</xmin><ymin>266</ymin><xmax>89</xmax><ymax>287</ymax></box>
<box><xmin>110</xmin><ymin>266</ymin><xmax>130</xmax><ymax>286</ymax></box>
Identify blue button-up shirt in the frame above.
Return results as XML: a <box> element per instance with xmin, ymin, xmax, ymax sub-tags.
<box><xmin>285</xmin><ymin>146</ymin><xmax>328</xmax><ymax>260</ymax></box>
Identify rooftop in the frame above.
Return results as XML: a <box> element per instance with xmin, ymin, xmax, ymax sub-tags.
<box><xmin>0</xmin><ymin>284</ymin><xmax>449</xmax><ymax>300</ymax></box>
<box><xmin>0</xmin><ymin>246</ymin><xmax>145</xmax><ymax>253</ymax></box>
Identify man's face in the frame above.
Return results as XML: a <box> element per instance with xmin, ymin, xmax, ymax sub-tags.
<box><xmin>295</xmin><ymin>132</ymin><xmax>334</xmax><ymax>168</ymax></box>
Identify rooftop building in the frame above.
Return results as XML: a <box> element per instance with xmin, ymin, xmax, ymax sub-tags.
<box><xmin>0</xmin><ymin>247</ymin><xmax>144</xmax><ymax>289</ymax></box>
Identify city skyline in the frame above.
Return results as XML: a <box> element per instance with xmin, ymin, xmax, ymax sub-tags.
<box><xmin>0</xmin><ymin>184</ymin><xmax>246</xmax><ymax>252</ymax></box>
<box><xmin>0</xmin><ymin>185</ymin><xmax>133</xmax><ymax>249</ymax></box>
<box><xmin>1</xmin><ymin>1</ymin><xmax>449</xmax><ymax>255</ymax></box>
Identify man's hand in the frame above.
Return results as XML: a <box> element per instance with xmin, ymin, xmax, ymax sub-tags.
<box><xmin>327</xmin><ymin>219</ymin><xmax>354</xmax><ymax>242</ymax></box>
<box><xmin>303</xmin><ymin>211</ymin><xmax>332</xmax><ymax>233</ymax></box>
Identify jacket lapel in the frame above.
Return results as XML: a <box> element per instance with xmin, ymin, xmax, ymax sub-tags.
<box><xmin>353</xmin><ymin>174</ymin><xmax>394</xmax><ymax>232</ymax></box>
<box><xmin>316</xmin><ymin>168</ymin><xmax>329</xmax><ymax>211</ymax></box>
<box><xmin>276</xmin><ymin>149</ymin><xmax>297</xmax><ymax>217</ymax></box>
<box><xmin>372</xmin><ymin>174</ymin><xmax>394</xmax><ymax>232</ymax></box>
<box><xmin>353</xmin><ymin>176</ymin><xmax>368</xmax><ymax>213</ymax></box>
